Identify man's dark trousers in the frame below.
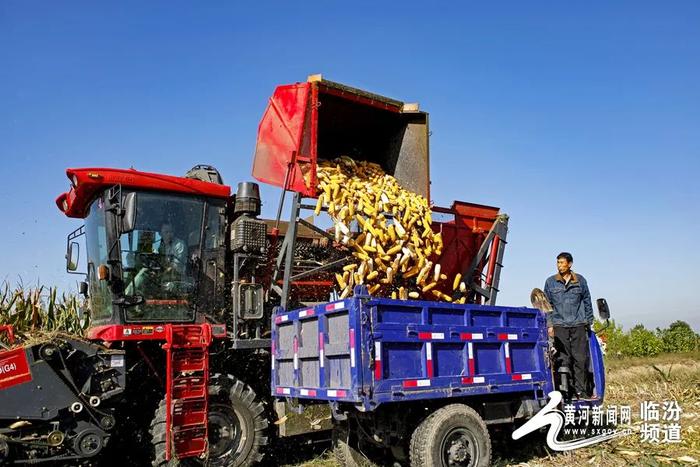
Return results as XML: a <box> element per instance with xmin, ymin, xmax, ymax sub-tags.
<box><xmin>553</xmin><ymin>324</ymin><xmax>589</xmax><ymax>397</ymax></box>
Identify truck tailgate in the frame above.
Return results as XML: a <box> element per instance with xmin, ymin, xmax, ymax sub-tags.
<box><xmin>271</xmin><ymin>292</ymin><xmax>553</xmax><ymax>409</ymax></box>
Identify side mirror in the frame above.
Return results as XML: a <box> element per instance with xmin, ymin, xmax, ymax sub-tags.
<box><xmin>121</xmin><ymin>192</ymin><xmax>137</xmax><ymax>233</ymax></box>
<box><xmin>66</xmin><ymin>241</ymin><xmax>79</xmax><ymax>271</ymax></box>
<box><xmin>79</xmin><ymin>281</ymin><xmax>89</xmax><ymax>297</ymax></box>
<box><xmin>596</xmin><ymin>298</ymin><xmax>610</xmax><ymax>320</ymax></box>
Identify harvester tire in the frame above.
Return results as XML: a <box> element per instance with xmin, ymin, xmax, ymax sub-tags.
<box><xmin>332</xmin><ymin>421</ymin><xmax>379</xmax><ymax>467</ymax></box>
<box><xmin>409</xmin><ymin>403</ymin><xmax>490</xmax><ymax>467</ymax></box>
<box><xmin>150</xmin><ymin>374</ymin><xmax>268</xmax><ymax>466</ymax></box>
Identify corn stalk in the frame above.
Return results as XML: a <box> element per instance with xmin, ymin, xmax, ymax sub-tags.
<box><xmin>0</xmin><ymin>282</ymin><xmax>89</xmax><ymax>345</ymax></box>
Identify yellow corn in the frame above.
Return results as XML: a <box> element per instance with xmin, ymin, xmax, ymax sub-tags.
<box><xmin>335</xmin><ymin>273</ymin><xmax>347</xmax><ymax>290</ymax></box>
<box><xmin>315</xmin><ymin>157</ymin><xmax>455</xmax><ymax>303</ymax></box>
<box><xmin>433</xmin><ymin>263</ymin><xmax>441</xmax><ymax>283</ymax></box>
<box><xmin>386</xmin><ymin>243</ymin><xmax>402</xmax><ymax>256</ymax></box>
<box><xmin>315</xmin><ymin>194</ymin><xmax>325</xmax><ymax>216</ymax></box>
<box><xmin>403</xmin><ymin>265</ymin><xmax>420</xmax><ymax>279</ymax></box>
<box><xmin>388</xmin><ymin>225</ymin><xmax>397</xmax><ymax>242</ymax></box>
<box><xmin>453</xmin><ymin>273</ymin><xmax>462</xmax><ymax>291</ymax></box>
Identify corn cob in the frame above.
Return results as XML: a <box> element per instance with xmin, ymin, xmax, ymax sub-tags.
<box><xmin>315</xmin><ymin>157</ymin><xmax>461</xmax><ymax>304</ymax></box>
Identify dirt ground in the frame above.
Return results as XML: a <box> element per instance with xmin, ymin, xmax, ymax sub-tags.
<box><xmin>281</xmin><ymin>352</ymin><xmax>700</xmax><ymax>466</ymax></box>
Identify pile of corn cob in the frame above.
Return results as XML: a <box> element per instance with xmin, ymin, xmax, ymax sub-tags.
<box><xmin>315</xmin><ymin>156</ymin><xmax>467</xmax><ymax>302</ymax></box>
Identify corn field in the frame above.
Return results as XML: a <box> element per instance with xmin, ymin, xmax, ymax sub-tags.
<box><xmin>0</xmin><ymin>282</ymin><xmax>89</xmax><ymax>344</ymax></box>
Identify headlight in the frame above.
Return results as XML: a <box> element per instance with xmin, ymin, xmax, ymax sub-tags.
<box><xmin>72</xmin><ymin>174</ymin><xmax>79</xmax><ymax>187</ymax></box>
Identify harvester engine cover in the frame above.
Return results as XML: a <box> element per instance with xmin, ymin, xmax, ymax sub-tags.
<box><xmin>0</xmin><ymin>338</ymin><xmax>126</xmax><ymax>464</ymax></box>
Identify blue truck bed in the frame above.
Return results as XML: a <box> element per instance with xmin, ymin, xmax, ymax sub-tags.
<box><xmin>271</xmin><ymin>289</ymin><xmax>555</xmax><ymax>410</ymax></box>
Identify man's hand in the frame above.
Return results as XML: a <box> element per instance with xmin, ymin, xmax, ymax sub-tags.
<box><xmin>548</xmin><ymin>326</ymin><xmax>554</xmax><ymax>338</ymax></box>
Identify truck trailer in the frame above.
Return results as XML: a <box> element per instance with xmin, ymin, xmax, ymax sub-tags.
<box><xmin>0</xmin><ymin>75</ymin><xmax>607</xmax><ymax>466</ymax></box>
<box><xmin>271</xmin><ymin>288</ymin><xmax>608</xmax><ymax>466</ymax></box>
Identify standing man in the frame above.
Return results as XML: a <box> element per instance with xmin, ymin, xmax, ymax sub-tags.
<box><xmin>544</xmin><ymin>252</ymin><xmax>594</xmax><ymax>399</ymax></box>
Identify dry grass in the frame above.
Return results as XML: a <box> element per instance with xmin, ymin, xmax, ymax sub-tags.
<box><xmin>494</xmin><ymin>352</ymin><xmax>700</xmax><ymax>466</ymax></box>
<box><xmin>288</xmin><ymin>352</ymin><xmax>700</xmax><ymax>466</ymax></box>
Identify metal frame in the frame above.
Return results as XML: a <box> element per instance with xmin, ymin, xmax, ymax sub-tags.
<box><xmin>462</xmin><ymin>214</ymin><xmax>509</xmax><ymax>305</ymax></box>
<box><xmin>270</xmin><ymin>192</ymin><xmax>351</xmax><ymax>310</ymax></box>
<box><xmin>65</xmin><ymin>225</ymin><xmax>86</xmax><ymax>275</ymax></box>
<box><xmin>270</xmin><ymin>191</ymin><xmax>509</xmax><ymax>309</ymax></box>
<box><xmin>230</xmin><ymin>251</ymin><xmax>271</xmax><ymax>349</ymax></box>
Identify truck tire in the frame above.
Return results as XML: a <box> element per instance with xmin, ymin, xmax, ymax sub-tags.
<box><xmin>151</xmin><ymin>374</ymin><xmax>268</xmax><ymax>466</ymax></box>
<box><xmin>409</xmin><ymin>404</ymin><xmax>491</xmax><ymax>467</ymax></box>
<box><xmin>332</xmin><ymin>422</ymin><xmax>379</xmax><ymax>467</ymax></box>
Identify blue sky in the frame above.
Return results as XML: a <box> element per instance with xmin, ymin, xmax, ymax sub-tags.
<box><xmin>1</xmin><ymin>1</ymin><xmax>698</xmax><ymax>330</ymax></box>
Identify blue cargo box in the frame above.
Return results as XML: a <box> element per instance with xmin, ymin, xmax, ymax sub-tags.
<box><xmin>271</xmin><ymin>290</ymin><xmax>554</xmax><ymax>409</ymax></box>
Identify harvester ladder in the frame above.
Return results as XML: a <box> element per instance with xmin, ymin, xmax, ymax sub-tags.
<box><xmin>164</xmin><ymin>324</ymin><xmax>212</xmax><ymax>461</ymax></box>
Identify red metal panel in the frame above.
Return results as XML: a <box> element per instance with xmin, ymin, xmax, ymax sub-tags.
<box><xmin>86</xmin><ymin>323</ymin><xmax>224</xmax><ymax>342</ymax></box>
<box><xmin>87</xmin><ymin>324</ymin><xmax>168</xmax><ymax>341</ymax></box>
<box><xmin>431</xmin><ymin>201</ymin><xmax>500</xmax><ymax>294</ymax></box>
<box><xmin>0</xmin><ymin>348</ymin><xmax>32</xmax><ymax>390</ymax></box>
<box><xmin>56</xmin><ymin>167</ymin><xmax>231</xmax><ymax>218</ymax></box>
<box><xmin>317</xmin><ymin>83</ymin><xmax>402</xmax><ymax>112</ymax></box>
<box><xmin>252</xmin><ymin>83</ymin><xmax>315</xmax><ymax>196</ymax></box>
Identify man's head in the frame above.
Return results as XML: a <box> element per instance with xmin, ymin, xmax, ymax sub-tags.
<box><xmin>556</xmin><ymin>252</ymin><xmax>573</xmax><ymax>275</ymax></box>
<box><xmin>161</xmin><ymin>222</ymin><xmax>174</xmax><ymax>244</ymax></box>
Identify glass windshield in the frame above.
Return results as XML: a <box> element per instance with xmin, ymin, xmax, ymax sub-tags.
<box><xmin>85</xmin><ymin>195</ymin><xmax>113</xmax><ymax>321</ymax></box>
<box><xmin>120</xmin><ymin>192</ymin><xmax>205</xmax><ymax>321</ymax></box>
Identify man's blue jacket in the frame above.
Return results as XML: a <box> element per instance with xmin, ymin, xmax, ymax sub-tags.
<box><xmin>544</xmin><ymin>271</ymin><xmax>594</xmax><ymax>327</ymax></box>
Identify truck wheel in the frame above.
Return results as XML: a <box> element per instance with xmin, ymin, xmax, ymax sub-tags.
<box><xmin>151</xmin><ymin>374</ymin><xmax>268</xmax><ymax>466</ymax></box>
<box><xmin>332</xmin><ymin>422</ymin><xmax>379</xmax><ymax>467</ymax></box>
<box><xmin>409</xmin><ymin>404</ymin><xmax>491</xmax><ymax>467</ymax></box>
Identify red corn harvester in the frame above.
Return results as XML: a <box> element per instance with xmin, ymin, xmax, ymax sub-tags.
<box><xmin>0</xmin><ymin>75</ymin><xmax>506</xmax><ymax>465</ymax></box>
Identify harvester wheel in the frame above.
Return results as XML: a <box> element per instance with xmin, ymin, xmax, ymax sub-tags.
<box><xmin>409</xmin><ymin>403</ymin><xmax>490</xmax><ymax>467</ymax></box>
<box><xmin>150</xmin><ymin>374</ymin><xmax>268</xmax><ymax>466</ymax></box>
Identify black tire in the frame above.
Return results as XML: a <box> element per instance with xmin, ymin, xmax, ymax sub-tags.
<box><xmin>409</xmin><ymin>404</ymin><xmax>491</xmax><ymax>467</ymax></box>
<box><xmin>151</xmin><ymin>374</ymin><xmax>268</xmax><ymax>466</ymax></box>
<box><xmin>332</xmin><ymin>422</ymin><xmax>379</xmax><ymax>467</ymax></box>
